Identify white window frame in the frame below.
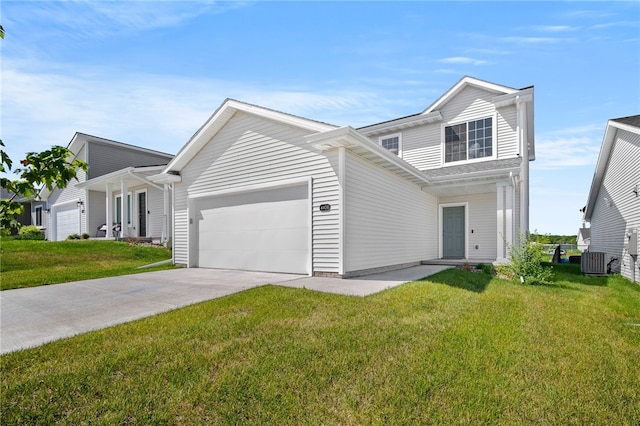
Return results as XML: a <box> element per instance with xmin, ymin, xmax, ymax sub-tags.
<box><xmin>115</xmin><ymin>193</ymin><xmax>132</xmax><ymax>226</ymax></box>
<box><xmin>378</xmin><ymin>133</ymin><xmax>402</xmax><ymax>157</ymax></box>
<box><xmin>135</xmin><ymin>189</ymin><xmax>148</xmax><ymax>237</ymax></box>
<box><xmin>441</xmin><ymin>113</ymin><xmax>497</xmax><ymax>166</ymax></box>
<box><xmin>34</xmin><ymin>206</ymin><xmax>43</xmax><ymax>227</ymax></box>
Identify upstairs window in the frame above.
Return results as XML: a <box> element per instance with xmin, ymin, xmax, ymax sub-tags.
<box><xmin>444</xmin><ymin>117</ymin><xmax>493</xmax><ymax>163</ymax></box>
<box><xmin>379</xmin><ymin>133</ymin><xmax>401</xmax><ymax>156</ymax></box>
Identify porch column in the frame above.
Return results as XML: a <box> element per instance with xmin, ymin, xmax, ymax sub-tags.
<box><xmin>496</xmin><ymin>182</ymin><xmax>514</xmax><ymax>262</ymax></box>
<box><xmin>105</xmin><ymin>184</ymin><xmax>113</xmax><ymax>238</ymax></box>
<box><xmin>120</xmin><ymin>178</ymin><xmax>128</xmax><ymax>238</ymax></box>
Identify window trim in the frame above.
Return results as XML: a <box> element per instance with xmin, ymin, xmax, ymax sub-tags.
<box><xmin>441</xmin><ymin>113</ymin><xmax>497</xmax><ymax>166</ymax></box>
<box><xmin>115</xmin><ymin>193</ymin><xmax>132</xmax><ymax>226</ymax></box>
<box><xmin>378</xmin><ymin>133</ymin><xmax>402</xmax><ymax>157</ymax></box>
<box><xmin>35</xmin><ymin>206</ymin><xmax>43</xmax><ymax>227</ymax></box>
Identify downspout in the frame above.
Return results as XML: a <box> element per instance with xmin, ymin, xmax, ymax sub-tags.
<box><xmin>517</xmin><ymin>95</ymin><xmax>529</xmax><ymax>238</ymax></box>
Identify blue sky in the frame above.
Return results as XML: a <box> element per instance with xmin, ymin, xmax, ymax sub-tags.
<box><xmin>1</xmin><ymin>1</ymin><xmax>639</xmax><ymax>235</ymax></box>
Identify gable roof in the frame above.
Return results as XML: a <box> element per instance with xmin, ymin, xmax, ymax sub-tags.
<box><xmin>161</xmin><ymin>99</ymin><xmax>338</xmax><ymax>174</ymax></box>
<box><xmin>68</xmin><ymin>132</ymin><xmax>173</xmax><ymax>159</ymax></box>
<box><xmin>584</xmin><ymin>115</ymin><xmax>640</xmax><ymax>221</ymax></box>
<box><xmin>39</xmin><ymin>133</ymin><xmax>174</xmax><ymax>200</ymax></box>
<box><xmin>357</xmin><ymin>77</ymin><xmax>535</xmax><ymax>160</ymax></box>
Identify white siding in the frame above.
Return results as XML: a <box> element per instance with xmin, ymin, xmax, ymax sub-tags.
<box><xmin>439</xmin><ymin>192</ymin><xmax>497</xmax><ymax>260</ymax></box>
<box><xmin>174</xmin><ymin>112</ymin><xmax>340</xmax><ymax>273</ymax></box>
<box><xmin>88</xmin><ymin>190</ymin><xmax>106</xmax><ymax>237</ymax></box>
<box><xmin>146</xmin><ymin>186</ymin><xmax>165</xmax><ymax>239</ymax></box>
<box><xmin>377</xmin><ymin>86</ymin><xmax>520</xmax><ymax>172</ymax></box>
<box><xmin>344</xmin><ymin>151</ymin><xmax>438</xmax><ymax>273</ymax></box>
<box><xmin>399</xmin><ymin>125</ymin><xmax>441</xmax><ymax>170</ymax></box>
<box><xmin>589</xmin><ymin>129</ymin><xmax>640</xmax><ymax>282</ymax></box>
<box><xmin>48</xmin><ymin>144</ymin><xmax>88</xmax><ymax>240</ymax></box>
<box><xmin>496</xmin><ymin>107</ymin><xmax>518</xmax><ymax>158</ymax></box>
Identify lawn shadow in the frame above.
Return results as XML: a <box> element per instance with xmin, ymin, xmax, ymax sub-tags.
<box><xmin>421</xmin><ymin>268</ymin><xmax>492</xmax><ymax>293</ymax></box>
<box><xmin>549</xmin><ymin>263</ymin><xmax>609</xmax><ymax>287</ymax></box>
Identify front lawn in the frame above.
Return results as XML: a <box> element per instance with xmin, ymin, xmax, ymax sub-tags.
<box><xmin>2</xmin><ymin>264</ymin><xmax>639</xmax><ymax>424</ymax></box>
<box><xmin>0</xmin><ymin>239</ymin><xmax>175</xmax><ymax>290</ymax></box>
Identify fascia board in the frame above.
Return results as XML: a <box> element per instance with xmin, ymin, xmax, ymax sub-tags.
<box><xmin>307</xmin><ymin>127</ymin><xmax>430</xmax><ymax>185</ymax></box>
<box><xmin>610</xmin><ymin>119</ymin><xmax>640</xmax><ymax>135</ymax></box>
<box><xmin>163</xmin><ymin>99</ymin><xmax>336</xmax><ymax>173</ymax></box>
<box><xmin>76</xmin><ymin>167</ymin><xmax>136</xmax><ymax>189</ymax></box>
<box><xmin>423</xmin><ymin>76</ymin><xmax>518</xmax><ymax>114</ymax></box>
<box><xmin>492</xmin><ymin>88</ymin><xmax>534</xmax><ymax>108</ymax></box>
<box><xmin>428</xmin><ymin>166</ymin><xmax>521</xmax><ymax>184</ymax></box>
<box><xmin>148</xmin><ymin>173</ymin><xmax>182</xmax><ymax>184</ymax></box>
<box><xmin>359</xmin><ymin>111</ymin><xmax>443</xmax><ymax>136</ymax></box>
<box><xmin>584</xmin><ymin>122</ymin><xmax>617</xmax><ymax>220</ymax></box>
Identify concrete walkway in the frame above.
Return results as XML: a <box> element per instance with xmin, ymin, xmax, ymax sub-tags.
<box><xmin>0</xmin><ymin>264</ymin><xmax>449</xmax><ymax>354</ymax></box>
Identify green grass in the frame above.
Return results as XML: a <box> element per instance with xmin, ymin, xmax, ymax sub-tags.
<box><xmin>0</xmin><ymin>239</ymin><xmax>175</xmax><ymax>290</ymax></box>
<box><xmin>2</xmin><ymin>264</ymin><xmax>639</xmax><ymax>424</ymax></box>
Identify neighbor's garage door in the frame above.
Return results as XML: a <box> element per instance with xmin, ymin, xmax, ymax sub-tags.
<box><xmin>55</xmin><ymin>204</ymin><xmax>79</xmax><ymax>241</ymax></box>
<box><xmin>194</xmin><ymin>184</ymin><xmax>310</xmax><ymax>274</ymax></box>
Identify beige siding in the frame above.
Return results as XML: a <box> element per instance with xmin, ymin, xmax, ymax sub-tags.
<box><xmin>439</xmin><ymin>192</ymin><xmax>497</xmax><ymax>260</ymax></box>
<box><xmin>174</xmin><ymin>111</ymin><xmax>340</xmax><ymax>273</ymax></box>
<box><xmin>344</xmin><ymin>151</ymin><xmax>438</xmax><ymax>272</ymax></box>
<box><xmin>589</xmin><ymin>129</ymin><xmax>640</xmax><ymax>282</ymax></box>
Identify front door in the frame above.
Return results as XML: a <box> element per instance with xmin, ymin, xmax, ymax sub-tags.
<box><xmin>137</xmin><ymin>191</ymin><xmax>147</xmax><ymax>237</ymax></box>
<box><xmin>443</xmin><ymin>206</ymin><xmax>465</xmax><ymax>258</ymax></box>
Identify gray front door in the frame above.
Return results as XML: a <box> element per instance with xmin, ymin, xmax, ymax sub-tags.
<box><xmin>443</xmin><ymin>206</ymin><xmax>465</xmax><ymax>258</ymax></box>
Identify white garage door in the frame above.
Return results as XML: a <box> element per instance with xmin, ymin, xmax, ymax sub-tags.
<box><xmin>55</xmin><ymin>204</ymin><xmax>79</xmax><ymax>241</ymax></box>
<box><xmin>194</xmin><ymin>184</ymin><xmax>310</xmax><ymax>274</ymax></box>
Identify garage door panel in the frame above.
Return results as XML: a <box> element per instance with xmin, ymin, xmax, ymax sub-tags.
<box><xmin>55</xmin><ymin>204</ymin><xmax>79</xmax><ymax>241</ymax></box>
<box><xmin>194</xmin><ymin>184</ymin><xmax>310</xmax><ymax>274</ymax></box>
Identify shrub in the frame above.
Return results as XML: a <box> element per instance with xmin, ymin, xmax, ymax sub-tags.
<box><xmin>506</xmin><ymin>232</ymin><xmax>554</xmax><ymax>285</ymax></box>
<box><xmin>15</xmin><ymin>225</ymin><xmax>45</xmax><ymax>240</ymax></box>
<box><xmin>81</xmin><ymin>233</ymin><xmax>90</xmax><ymax>240</ymax></box>
<box><xmin>476</xmin><ymin>263</ymin><xmax>494</xmax><ymax>275</ymax></box>
<box><xmin>67</xmin><ymin>233</ymin><xmax>81</xmax><ymax>240</ymax></box>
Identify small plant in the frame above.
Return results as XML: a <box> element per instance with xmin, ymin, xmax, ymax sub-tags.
<box><xmin>476</xmin><ymin>263</ymin><xmax>494</xmax><ymax>275</ymax></box>
<box><xmin>463</xmin><ymin>262</ymin><xmax>473</xmax><ymax>271</ymax></box>
<box><xmin>66</xmin><ymin>233</ymin><xmax>81</xmax><ymax>240</ymax></box>
<box><xmin>15</xmin><ymin>225</ymin><xmax>45</xmax><ymax>240</ymax></box>
<box><xmin>81</xmin><ymin>233</ymin><xmax>90</xmax><ymax>240</ymax></box>
<box><xmin>506</xmin><ymin>232</ymin><xmax>554</xmax><ymax>285</ymax></box>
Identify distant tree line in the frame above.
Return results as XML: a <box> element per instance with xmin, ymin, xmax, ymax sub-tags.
<box><xmin>529</xmin><ymin>232</ymin><xmax>577</xmax><ymax>245</ymax></box>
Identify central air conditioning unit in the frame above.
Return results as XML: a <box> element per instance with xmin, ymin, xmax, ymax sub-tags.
<box><xmin>581</xmin><ymin>251</ymin><xmax>606</xmax><ymax>275</ymax></box>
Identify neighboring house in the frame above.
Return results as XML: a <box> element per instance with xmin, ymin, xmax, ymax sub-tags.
<box><xmin>583</xmin><ymin>115</ymin><xmax>640</xmax><ymax>283</ymax></box>
<box><xmin>577</xmin><ymin>227</ymin><xmax>590</xmax><ymax>252</ymax></box>
<box><xmin>152</xmin><ymin>76</ymin><xmax>535</xmax><ymax>277</ymax></box>
<box><xmin>40</xmin><ymin>133</ymin><xmax>174</xmax><ymax>242</ymax></box>
<box><xmin>0</xmin><ymin>188</ymin><xmax>34</xmax><ymax>234</ymax></box>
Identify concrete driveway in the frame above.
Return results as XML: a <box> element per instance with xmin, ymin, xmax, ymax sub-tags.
<box><xmin>0</xmin><ymin>264</ymin><xmax>449</xmax><ymax>354</ymax></box>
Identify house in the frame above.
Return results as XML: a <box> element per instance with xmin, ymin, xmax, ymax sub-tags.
<box><xmin>0</xmin><ymin>188</ymin><xmax>35</xmax><ymax>234</ymax></box>
<box><xmin>577</xmin><ymin>227</ymin><xmax>590</xmax><ymax>252</ymax></box>
<box><xmin>152</xmin><ymin>76</ymin><xmax>535</xmax><ymax>277</ymax></box>
<box><xmin>40</xmin><ymin>133</ymin><xmax>174</xmax><ymax>242</ymax></box>
<box><xmin>583</xmin><ymin>115</ymin><xmax>640</xmax><ymax>283</ymax></box>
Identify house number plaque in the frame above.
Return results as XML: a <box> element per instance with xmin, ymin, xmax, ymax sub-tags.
<box><xmin>319</xmin><ymin>204</ymin><xmax>331</xmax><ymax>212</ymax></box>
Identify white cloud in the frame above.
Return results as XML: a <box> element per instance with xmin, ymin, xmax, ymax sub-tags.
<box><xmin>534</xmin><ymin>125</ymin><xmax>603</xmax><ymax>170</ymax></box>
<box><xmin>0</xmin><ymin>61</ymin><xmax>386</xmax><ymax>165</ymax></box>
<box><xmin>437</xmin><ymin>57</ymin><xmax>488</xmax><ymax>66</ymax></box>
<box><xmin>532</xmin><ymin>25</ymin><xmax>579</xmax><ymax>32</ymax></box>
